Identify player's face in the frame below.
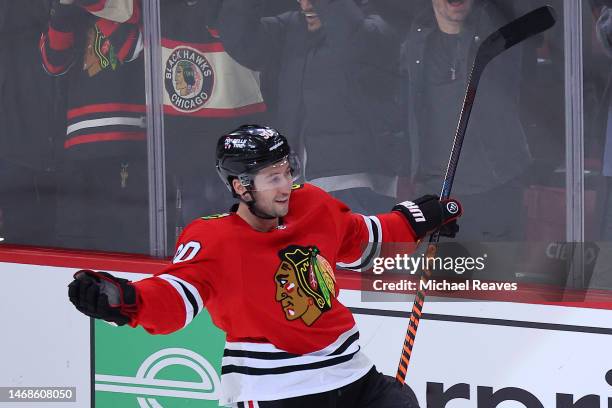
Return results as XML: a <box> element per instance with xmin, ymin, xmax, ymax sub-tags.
<box><xmin>275</xmin><ymin>261</ymin><xmax>309</xmax><ymax>320</ymax></box>
<box><xmin>251</xmin><ymin>161</ymin><xmax>293</xmax><ymax>218</ymax></box>
<box><xmin>298</xmin><ymin>0</ymin><xmax>322</xmax><ymax>32</ymax></box>
<box><xmin>432</xmin><ymin>0</ymin><xmax>474</xmax><ymax>26</ymax></box>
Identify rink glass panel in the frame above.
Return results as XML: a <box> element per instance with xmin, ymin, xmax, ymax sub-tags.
<box><xmin>0</xmin><ymin>1</ymin><xmax>150</xmax><ymax>254</ymax></box>
<box><xmin>2</xmin><ymin>0</ymin><xmax>612</xmax><ymax>294</ymax></box>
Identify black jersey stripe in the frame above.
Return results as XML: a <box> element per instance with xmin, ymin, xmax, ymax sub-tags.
<box><xmin>360</xmin><ymin>217</ymin><xmax>381</xmax><ymax>269</ymax></box>
<box><xmin>357</xmin><ymin>218</ymin><xmax>379</xmax><ymax>270</ymax></box>
<box><xmin>221</xmin><ymin>348</ymin><xmax>359</xmax><ymax>376</ymax></box>
<box><xmin>223</xmin><ymin>349</ymin><xmax>300</xmax><ymax>360</ymax></box>
<box><xmin>327</xmin><ymin>332</ymin><xmax>359</xmax><ymax>356</ymax></box>
<box><xmin>175</xmin><ymin>279</ymin><xmax>200</xmax><ymax>319</ymax></box>
<box><xmin>341</xmin><ymin>217</ymin><xmax>381</xmax><ymax>271</ymax></box>
<box><xmin>223</xmin><ymin>333</ymin><xmax>358</xmax><ymax>360</ymax></box>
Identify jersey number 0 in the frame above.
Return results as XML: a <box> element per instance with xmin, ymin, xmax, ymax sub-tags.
<box><xmin>173</xmin><ymin>241</ymin><xmax>202</xmax><ymax>264</ymax></box>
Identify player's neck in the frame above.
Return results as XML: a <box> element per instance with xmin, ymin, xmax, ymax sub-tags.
<box><xmin>236</xmin><ymin>202</ymin><xmax>280</xmax><ymax>232</ymax></box>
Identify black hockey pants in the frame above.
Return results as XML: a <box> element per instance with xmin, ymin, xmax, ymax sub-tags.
<box><xmin>234</xmin><ymin>367</ymin><xmax>419</xmax><ymax>408</ymax></box>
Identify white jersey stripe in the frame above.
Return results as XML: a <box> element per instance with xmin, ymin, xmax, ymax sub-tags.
<box><xmin>336</xmin><ymin>214</ymin><xmax>374</xmax><ymax>269</ymax></box>
<box><xmin>337</xmin><ymin>215</ymin><xmax>383</xmax><ymax>272</ymax></box>
<box><xmin>158</xmin><ymin>275</ymin><xmax>195</xmax><ymax>327</ymax></box>
<box><xmin>366</xmin><ymin>215</ymin><xmax>383</xmax><ymax>270</ymax></box>
<box><xmin>224</xmin><ymin>325</ymin><xmax>359</xmax><ymax>356</ymax></box>
<box><xmin>66</xmin><ymin>116</ymin><xmax>146</xmax><ymax>135</ymax></box>
<box><xmin>223</xmin><ymin>341</ymin><xmax>289</xmax><ymax>353</ymax></box>
<box><xmin>219</xmin><ymin>327</ymin><xmax>371</xmax><ymax>405</ymax></box>
<box><xmin>164</xmin><ymin>274</ymin><xmax>204</xmax><ymax>316</ymax></box>
<box><xmin>220</xmin><ymin>352</ymin><xmax>373</xmax><ymax>405</ymax></box>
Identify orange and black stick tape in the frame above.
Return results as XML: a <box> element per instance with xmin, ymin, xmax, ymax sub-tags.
<box><xmin>395</xmin><ymin>242</ymin><xmax>436</xmax><ymax>384</ymax></box>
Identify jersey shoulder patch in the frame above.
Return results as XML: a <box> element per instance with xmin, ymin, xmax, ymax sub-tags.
<box><xmin>200</xmin><ymin>213</ymin><xmax>231</xmax><ymax>220</ymax></box>
<box><xmin>298</xmin><ymin>183</ymin><xmax>330</xmax><ymax>198</ymax></box>
<box><xmin>291</xmin><ymin>183</ymin><xmax>304</xmax><ymax>190</ymax></box>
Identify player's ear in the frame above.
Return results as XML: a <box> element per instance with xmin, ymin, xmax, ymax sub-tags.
<box><xmin>232</xmin><ymin>178</ymin><xmax>246</xmax><ymax>196</ymax></box>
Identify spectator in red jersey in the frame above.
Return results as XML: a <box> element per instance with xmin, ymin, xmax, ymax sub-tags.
<box><xmin>40</xmin><ymin>0</ymin><xmax>149</xmax><ymax>253</ymax></box>
<box><xmin>42</xmin><ymin>0</ymin><xmax>271</xmax><ymax>254</ymax></box>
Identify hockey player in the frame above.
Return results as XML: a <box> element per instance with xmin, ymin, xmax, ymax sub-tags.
<box><xmin>68</xmin><ymin>124</ymin><xmax>463</xmax><ymax>407</ymax></box>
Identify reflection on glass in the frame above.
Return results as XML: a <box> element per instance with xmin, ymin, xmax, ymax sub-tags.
<box><xmin>157</xmin><ymin>0</ymin><xmax>573</xmax><ymax>295</ymax></box>
<box><xmin>4</xmin><ymin>0</ymin><xmax>610</xmax><ymax>298</ymax></box>
<box><xmin>160</xmin><ymin>0</ymin><xmax>268</xmax><ymax>247</ymax></box>
<box><xmin>41</xmin><ymin>0</ymin><xmax>148</xmax><ymax>253</ymax></box>
<box><xmin>216</xmin><ymin>0</ymin><xmax>401</xmax><ymax>216</ymax></box>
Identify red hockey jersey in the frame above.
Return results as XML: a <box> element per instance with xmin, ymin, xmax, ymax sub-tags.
<box><xmin>40</xmin><ymin>1</ymin><xmax>145</xmax><ymax>158</ymax></box>
<box><xmin>132</xmin><ymin>183</ymin><xmax>418</xmax><ymax>405</ymax></box>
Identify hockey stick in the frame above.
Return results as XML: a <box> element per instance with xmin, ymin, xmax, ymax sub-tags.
<box><xmin>395</xmin><ymin>5</ymin><xmax>556</xmax><ymax>384</ymax></box>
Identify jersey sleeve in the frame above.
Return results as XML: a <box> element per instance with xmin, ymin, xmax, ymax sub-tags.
<box><xmin>75</xmin><ymin>0</ymin><xmax>140</xmax><ymax>24</ymax></box>
<box><xmin>330</xmin><ymin>194</ymin><xmax>419</xmax><ymax>271</ymax></box>
<box><xmin>40</xmin><ymin>3</ymin><xmax>81</xmax><ymax>76</ymax></box>
<box><xmin>130</xmin><ymin>221</ymin><xmax>217</xmax><ymax>334</ymax></box>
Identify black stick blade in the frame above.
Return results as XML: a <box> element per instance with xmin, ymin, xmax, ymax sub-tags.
<box><xmin>500</xmin><ymin>6</ymin><xmax>556</xmax><ymax>49</ymax></box>
<box><xmin>477</xmin><ymin>6</ymin><xmax>557</xmax><ymax>65</ymax></box>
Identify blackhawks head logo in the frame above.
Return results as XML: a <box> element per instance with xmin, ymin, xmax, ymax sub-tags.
<box><xmin>164</xmin><ymin>47</ymin><xmax>215</xmax><ymax>113</ymax></box>
<box><xmin>274</xmin><ymin>245</ymin><xmax>336</xmax><ymax>326</ymax></box>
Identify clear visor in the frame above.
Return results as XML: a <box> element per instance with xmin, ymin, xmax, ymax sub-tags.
<box><xmin>240</xmin><ymin>153</ymin><xmax>302</xmax><ymax>192</ymax></box>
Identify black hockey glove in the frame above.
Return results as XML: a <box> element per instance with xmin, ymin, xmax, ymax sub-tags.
<box><xmin>68</xmin><ymin>270</ymin><xmax>137</xmax><ymax>326</ymax></box>
<box><xmin>393</xmin><ymin>194</ymin><xmax>462</xmax><ymax>238</ymax></box>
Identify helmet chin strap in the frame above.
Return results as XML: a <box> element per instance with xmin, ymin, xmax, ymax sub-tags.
<box><xmin>241</xmin><ymin>191</ymin><xmax>277</xmax><ymax>220</ymax></box>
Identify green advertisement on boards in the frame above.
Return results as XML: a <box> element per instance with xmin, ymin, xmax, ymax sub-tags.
<box><xmin>94</xmin><ymin>311</ymin><xmax>225</xmax><ymax>407</ymax></box>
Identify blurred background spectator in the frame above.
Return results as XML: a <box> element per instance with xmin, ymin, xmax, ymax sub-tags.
<box><xmin>219</xmin><ymin>0</ymin><xmax>404</xmax><ymax>214</ymax></box>
<box><xmin>40</xmin><ymin>0</ymin><xmax>149</xmax><ymax>253</ymax></box>
<box><xmin>400</xmin><ymin>0</ymin><xmax>529</xmax><ymax>242</ymax></box>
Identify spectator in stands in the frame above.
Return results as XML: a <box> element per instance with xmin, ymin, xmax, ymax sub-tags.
<box><xmin>0</xmin><ymin>0</ymin><xmax>59</xmax><ymax>247</ymax></box>
<box><xmin>160</xmin><ymin>0</ymin><xmax>268</xmax><ymax>245</ymax></box>
<box><xmin>40</xmin><ymin>0</ymin><xmax>149</xmax><ymax>253</ymax></box>
<box><xmin>400</xmin><ymin>0</ymin><xmax>530</xmax><ymax>241</ymax></box>
<box><xmin>218</xmin><ymin>0</ymin><xmax>404</xmax><ymax>214</ymax></box>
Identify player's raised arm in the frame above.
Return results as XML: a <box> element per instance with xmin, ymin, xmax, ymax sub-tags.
<box><xmin>334</xmin><ymin>192</ymin><xmax>463</xmax><ymax>270</ymax></box>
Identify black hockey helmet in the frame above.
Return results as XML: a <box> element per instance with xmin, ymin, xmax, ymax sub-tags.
<box><xmin>216</xmin><ymin>125</ymin><xmax>299</xmax><ymax>197</ymax></box>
